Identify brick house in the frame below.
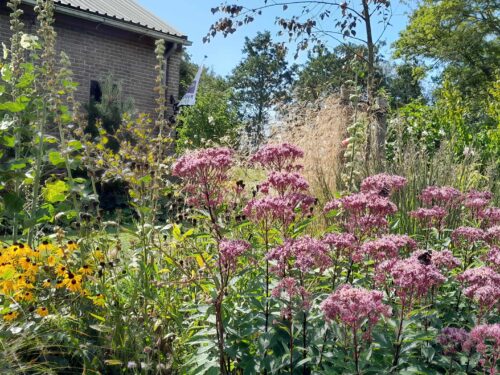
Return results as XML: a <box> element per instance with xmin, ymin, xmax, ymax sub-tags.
<box><xmin>0</xmin><ymin>0</ymin><xmax>190</xmax><ymax>114</ymax></box>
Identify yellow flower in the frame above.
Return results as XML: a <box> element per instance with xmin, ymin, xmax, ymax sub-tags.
<box><xmin>66</xmin><ymin>240</ymin><xmax>78</xmax><ymax>251</ymax></box>
<box><xmin>3</xmin><ymin>311</ymin><xmax>19</xmax><ymax>322</ymax></box>
<box><xmin>42</xmin><ymin>278</ymin><xmax>52</xmax><ymax>288</ymax></box>
<box><xmin>36</xmin><ymin>306</ymin><xmax>49</xmax><ymax>317</ymax></box>
<box><xmin>37</xmin><ymin>240</ymin><xmax>54</xmax><ymax>253</ymax></box>
<box><xmin>93</xmin><ymin>249</ymin><xmax>105</xmax><ymax>261</ymax></box>
<box><xmin>65</xmin><ymin>274</ymin><xmax>83</xmax><ymax>293</ymax></box>
<box><xmin>47</xmin><ymin>256</ymin><xmax>57</xmax><ymax>267</ymax></box>
<box><xmin>78</xmin><ymin>264</ymin><xmax>93</xmax><ymax>276</ymax></box>
<box><xmin>15</xmin><ymin>290</ymin><xmax>34</xmax><ymax>302</ymax></box>
<box><xmin>55</xmin><ymin>279</ymin><xmax>64</xmax><ymax>289</ymax></box>
<box><xmin>56</xmin><ymin>265</ymin><xmax>68</xmax><ymax>277</ymax></box>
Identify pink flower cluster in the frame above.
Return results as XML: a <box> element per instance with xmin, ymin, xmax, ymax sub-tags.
<box><xmin>324</xmin><ymin>182</ymin><xmax>401</xmax><ymax>234</ymax></box>
<box><xmin>481</xmin><ymin>207</ymin><xmax>500</xmax><ymax>226</ymax></box>
<box><xmin>486</xmin><ymin>226</ymin><xmax>500</xmax><ymax>244</ymax></box>
<box><xmin>323</xmin><ymin>232</ymin><xmax>357</xmax><ymax>248</ymax></box>
<box><xmin>486</xmin><ymin>247</ymin><xmax>500</xmax><ymax>271</ymax></box>
<box><xmin>437</xmin><ymin>327</ymin><xmax>469</xmax><ymax>355</ymax></box>
<box><xmin>249</xmin><ymin>143</ymin><xmax>304</xmax><ymax>171</ymax></box>
<box><xmin>172</xmin><ymin>148</ymin><xmax>233</xmax><ymax>208</ymax></box>
<box><xmin>464</xmin><ymin>190</ymin><xmax>493</xmax><ymax>210</ymax></box>
<box><xmin>321</xmin><ymin>284</ymin><xmax>391</xmax><ymax>338</ymax></box>
<box><xmin>259</xmin><ymin>171</ymin><xmax>309</xmax><ymax>195</ymax></box>
<box><xmin>219</xmin><ymin>239</ymin><xmax>251</xmax><ymax>271</ymax></box>
<box><xmin>420</xmin><ymin>186</ymin><xmax>462</xmax><ymax>206</ymax></box>
<box><xmin>377</xmin><ymin>257</ymin><xmax>445</xmax><ymax>303</ymax></box>
<box><xmin>410</xmin><ymin>206</ymin><xmax>447</xmax><ymax>228</ymax></box>
<box><xmin>458</xmin><ymin>266</ymin><xmax>500</xmax><ymax>315</ymax></box>
<box><xmin>243</xmin><ymin>196</ymin><xmax>296</xmax><ymax>225</ymax></box>
<box><xmin>357</xmin><ymin>235</ymin><xmax>416</xmax><ymax>262</ymax></box>
<box><xmin>428</xmin><ymin>250</ymin><xmax>461</xmax><ymax>271</ymax></box>
<box><xmin>463</xmin><ymin>324</ymin><xmax>500</xmax><ymax>374</ymax></box>
<box><xmin>360</xmin><ymin>173</ymin><xmax>407</xmax><ymax>196</ymax></box>
<box><xmin>452</xmin><ymin>226</ymin><xmax>485</xmax><ymax>243</ymax></box>
<box><xmin>267</xmin><ymin>236</ymin><xmax>331</xmax><ymax>274</ymax></box>
<box><xmin>271</xmin><ymin>277</ymin><xmax>310</xmax><ymax>317</ymax></box>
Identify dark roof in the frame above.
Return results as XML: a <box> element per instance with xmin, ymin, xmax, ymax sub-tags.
<box><xmin>23</xmin><ymin>0</ymin><xmax>189</xmax><ymax>44</ymax></box>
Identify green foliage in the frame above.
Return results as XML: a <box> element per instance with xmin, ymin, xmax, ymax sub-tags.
<box><xmin>394</xmin><ymin>0</ymin><xmax>499</xmax><ymax>94</ymax></box>
<box><xmin>85</xmin><ymin>75</ymin><xmax>134</xmax><ymax>137</ymax></box>
<box><xmin>176</xmin><ymin>71</ymin><xmax>241</xmax><ymax>151</ymax></box>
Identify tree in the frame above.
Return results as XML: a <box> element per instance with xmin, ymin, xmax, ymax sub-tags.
<box><xmin>176</xmin><ymin>69</ymin><xmax>241</xmax><ymax>151</ymax></box>
<box><xmin>206</xmin><ymin>0</ymin><xmax>392</xmax><ymax>157</ymax></box>
<box><xmin>385</xmin><ymin>62</ymin><xmax>425</xmax><ymax>108</ymax></box>
<box><xmin>295</xmin><ymin>43</ymin><xmax>389</xmax><ymax>102</ymax></box>
<box><xmin>230</xmin><ymin>31</ymin><xmax>295</xmax><ymax>143</ymax></box>
<box><xmin>394</xmin><ymin>0</ymin><xmax>499</xmax><ymax>96</ymax></box>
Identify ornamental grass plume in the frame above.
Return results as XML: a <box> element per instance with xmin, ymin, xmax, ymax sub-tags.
<box><xmin>463</xmin><ymin>324</ymin><xmax>500</xmax><ymax>375</ymax></box>
<box><xmin>172</xmin><ymin>147</ymin><xmax>233</xmax><ymax>209</ymax></box>
<box><xmin>250</xmin><ymin>143</ymin><xmax>304</xmax><ymax>171</ymax></box>
<box><xmin>458</xmin><ymin>266</ymin><xmax>500</xmax><ymax>319</ymax></box>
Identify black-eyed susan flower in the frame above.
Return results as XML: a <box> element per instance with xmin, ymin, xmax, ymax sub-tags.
<box><xmin>47</xmin><ymin>255</ymin><xmax>57</xmax><ymax>267</ymax></box>
<box><xmin>56</xmin><ymin>265</ymin><xmax>67</xmax><ymax>277</ymax></box>
<box><xmin>55</xmin><ymin>279</ymin><xmax>64</xmax><ymax>289</ymax></box>
<box><xmin>65</xmin><ymin>274</ymin><xmax>82</xmax><ymax>293</ymax></box>
<box><xmin>37</xmin><ymin>240</ymin><xmax>54</xmax><ymax>253</ymax></box>
<box><xmin>36</xmin><ymin>306</ymin><xmax>49</xmax><ymax>317</ymax></box>
<box><xmin>42</xmin><ymin>278</ymin><xmax>52</xmax><ymax>288</ymax></box>
<box><xmin>78</xmin><ymin>264</ymin><xmax>93</xmax><ymax>276</ymax></box>
<box><xmin>3</xmin><ymin>311</ymin><xmax>19</xmax><ymax>321</ymax></box>
<box><xmin>66</xmin><ymin>240</ymin><xmax>78</xmax><ymax>251</ymax></box>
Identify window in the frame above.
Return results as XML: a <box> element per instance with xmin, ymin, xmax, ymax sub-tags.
<box><xmin>90</xmin><ymin>80</ymin><xmax>102</xmax><ymax>103</ymax></box>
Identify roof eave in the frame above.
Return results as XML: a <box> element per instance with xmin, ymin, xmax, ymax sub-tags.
<box><xmin>22</xmin><ymin>0</ymin><xmax>191</xmax><ymax>46</ymax></box>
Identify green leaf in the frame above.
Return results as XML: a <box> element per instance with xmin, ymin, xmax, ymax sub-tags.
<box><xmin>48</xmin><ymin>151</ymin><xmax>66</xmax><ymax>166</ymax></box>
<box><xmin>3</xmin><ymin>192</ymin><xmax>24</xmax><ymax>212</ymax></box>
<box><xmin>0</xmin><ymin>101</ymin><xmax>26</xmax><ymax>112</ymax></box>
<box><xmin>42</xmin><ymin>180</ymin><xmax>69</xmax><ymax>203</ymax></box>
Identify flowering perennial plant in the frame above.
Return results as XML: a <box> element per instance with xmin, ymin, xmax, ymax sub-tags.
<box><xmin>172</xmin><ymin>147</ymin><xmax>233</xmax><ymax>209</ymax></box>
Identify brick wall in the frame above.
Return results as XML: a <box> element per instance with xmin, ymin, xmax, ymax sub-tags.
<box><xmin>0</xmin><ymin>5</ymin><xmax>183</xmax><ymax>116</ymax></box>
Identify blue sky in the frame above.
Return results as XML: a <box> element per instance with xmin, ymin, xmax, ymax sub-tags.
<box><xmin>138</xmin><ymin>1</ymin><xmax>416</xmax><ymax>77</ymax></box>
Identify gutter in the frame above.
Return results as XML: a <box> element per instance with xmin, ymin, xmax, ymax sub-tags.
<box><xmin>21</xmin><ymin>0</ymin><xmax>192</xmax><ymax>46</ymax></box>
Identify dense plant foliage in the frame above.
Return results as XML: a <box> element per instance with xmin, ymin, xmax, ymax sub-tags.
<box><xmin>1</xmin><ymin>0</ymin><xmax>499</xmax><ymax>374</ymax></box>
